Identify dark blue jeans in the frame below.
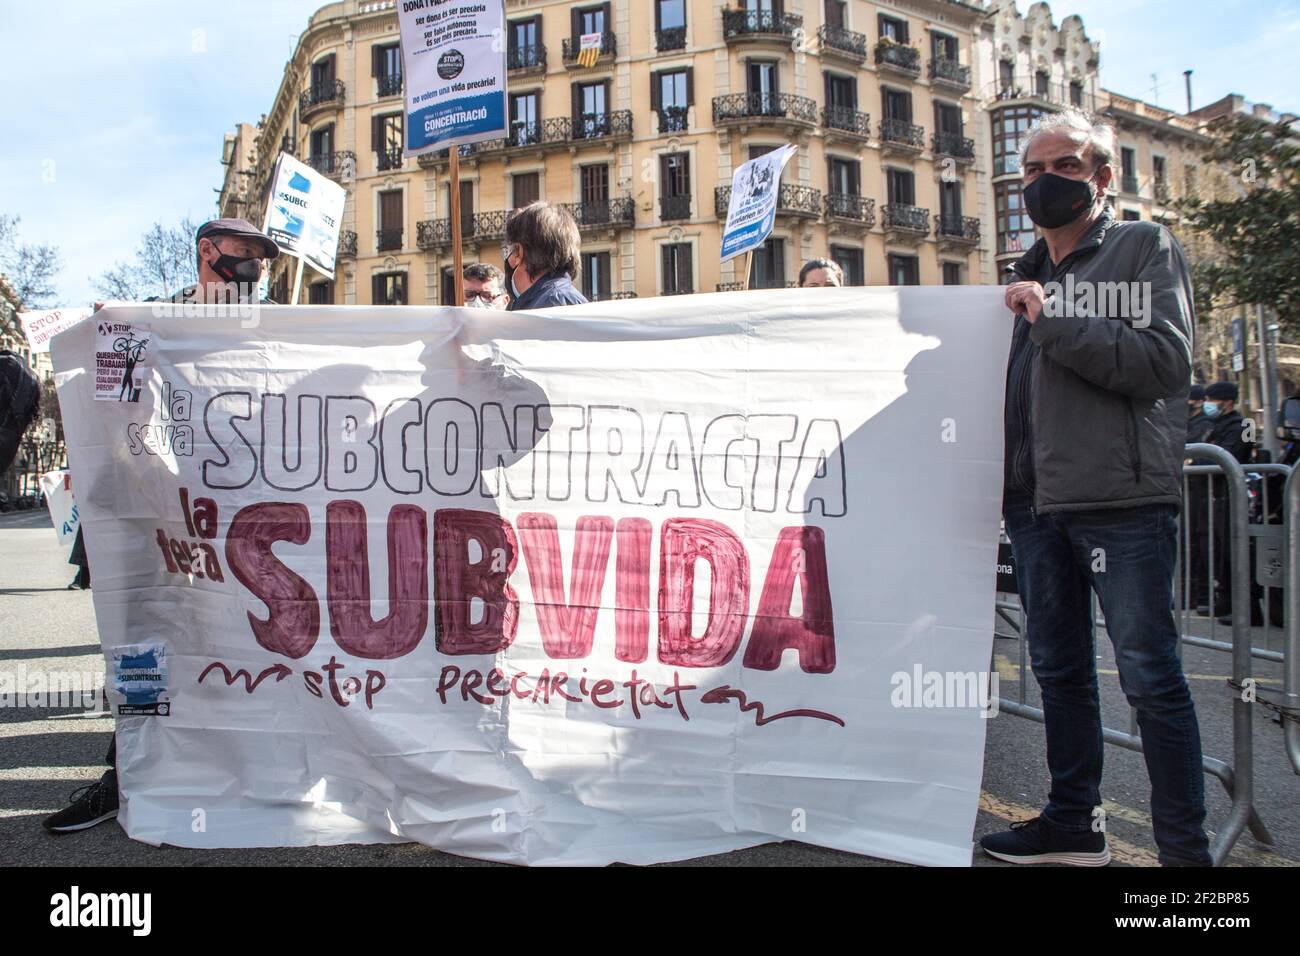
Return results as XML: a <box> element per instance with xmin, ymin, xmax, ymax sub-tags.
<box><xmin>1004</xmin><ymin>493</ymin><xmax>1212</xmax><ymax>866</ymax></box>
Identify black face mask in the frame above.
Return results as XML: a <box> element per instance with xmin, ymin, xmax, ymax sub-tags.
<box><xmin>208</xmin><ymin>248</ymin><xmax>263</xmax><ymax>284</ymax></box>
<box><xmin>502</xmin><ymin>247</ymin><xmax>519</xmax><ymax>297</ymax></box>
<box><xmin>1023</xmin><ymin>172</ymin><xmax>1096</xmax><ymax>229</ymax></box>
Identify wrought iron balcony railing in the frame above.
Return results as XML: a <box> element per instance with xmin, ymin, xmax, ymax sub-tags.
<box><xmin>338</xmin><ymin>231</ymin><xmax>357</xmax><ymax>258</ymax></box>
<box><xmin>929</xmin><ymin>58</ymin><xmax>970</xmax><ymax>90</ymax></box>
<box><xmin>610</xmin><ymin>291</ymin><xmax>638</xmax><ymax>300</ymax></box>
<box><xmin>824</xmin><ymin>193</ymin><xmax>876</xmax><ymax>227</ymax></box>
<box><xmin>416</xmin><ymin>210</ymin><xmax>510</xmax><ymax>250</ymax></box>
<box><xmin>881</xmin><ymin>203</ymin><xmax>930</xmax><ymax>235</ymax></box>
<box><xmin>562</xmin><ymin>32</ymin><xmax>617</xmax><ymax>64</ymax></box>
<box><xmin>932</xmin><ymin>130</ymin><xmax>975</xmax><ymax>161</ymax></box>
<box><xmin>658</xmin><ymin>106</ymin><xmax>689</xmax><ymax>133</ymax></box>
<box><xmin>376</xmin><ymin>228</ymin><xmax>403</xmax><ymax>252</ymax></box>
<box><xmin>936</xmin><ymin>214</ymin><xmax>980</xmax><ymax>244</ymax></box>
<box><xmin>712</xmin><ymin>92</ymin><xmax>818</xmax><ymax>126</ymax></box>
<box><xmin>507</xmin><ymin>44</ymin><xmax>547</xmax><ymax>72</ymax></box>
<box><xmin>1121</xmin><ymin>174</ymin><xmax>1140</xmax><ymax>194</ymax></box>
<box><xmin>655</xmin><ymin>27</ymin><xmax>686</xmax><ymax>52</ymax></box>
<box><xmin>561</xmin><ymin>197</ymin><xmax>635</xmax><ymax>230</ymax></box>
<box><xmin>715</xmin><ymin>184</ymin><xmax>822</xmax><ymax>219</ymax></box>
<box><xmin>376</xmin><ymin>148</ymin><xmax>404</xmax><ymax>172</ymax></box>
<box><xmin>874</xmin><ymin>40</ymin><xmax>921</xmax><ymax>76</ymax></box>
<box><xmin>880</xmin><ymin>117</ymin><xmax>925</xmax><ymax>150</ymax></box>
<box><xmin>299</xmin><ymin>80</ymin><xmax>346</xmax><ymax>116</ymax></box>
<box><xmin>983</xmin><ymin>75</ymin><xmax>1098</xmax><ymax>112</ymax></box>
<box><xmin>722</xmin><ymin>9</ymin><xmax>802</xmax><ymax>40</ymax></box>
<box><xmin>659</xmin><ymin>194</ymin><xmax>691</xmax><ymax>221</ymax></box>
<box><xmin>572</xmin><ymin>110</ymin><xmax>634</xmax><ymax>141</ymax></box>
<box><xmin>377</xmin><ymin>73</ymin><xmax>403</xmax><ymax>97</ymax></box>
<box><xmin>823</xmin><ymin>105</ymin><xmax>871</xmax><ymax>138</ymax></box>
<box><xmin>818</xmin><ymin>24</ymin><xmax>867</xmax><ymax>62</ymax></box>
<box><xmin>308</xmin><ymin>151</ymin><xmax>356</xmax><ymax>179</ymax></box>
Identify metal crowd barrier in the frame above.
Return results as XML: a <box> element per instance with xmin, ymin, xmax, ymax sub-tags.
<box><xmin>993</xmin><ymin>443</ymin><xmax>1300</xmax><ymax>866</ymax></box>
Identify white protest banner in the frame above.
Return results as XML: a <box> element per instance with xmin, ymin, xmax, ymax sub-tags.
<box><xmin>263</xmin><ymin>152</ymin><xmax>348</xmax><ymax>280</ymax></box>
<box><xmin>51</xmin><ymin>288</ymin><xmax>1010</xmax><ymax>866</ymax></box>
<box><xmin>397</xmin><ymin>0</ymin><xmax>507</xmax><ymax>154</ymax></box>
<box><xmin>39</xmin><ymin>469</ymin><xmax>80</xmax><ymax>548</ymax></box>
<box><xmin>19</xmin><ymin>307</ymin><xmax>92</xmax><ymax>354</ymax></box>
<box><xmin>720</xmin><ymin>144</ymin><xmax>799</xmax><ymax>262</ymax></box>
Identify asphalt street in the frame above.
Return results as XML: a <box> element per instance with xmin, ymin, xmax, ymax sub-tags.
<box><xmin>1</xmin><ymin>507</ymin><xmax>1295</xmax><ymax>867</ymax></box>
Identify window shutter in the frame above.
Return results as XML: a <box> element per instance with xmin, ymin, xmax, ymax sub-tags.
<box><xmin>650</xmin><ymin>72</ymin><xmax>661</xmax><ymax>111</ymax></box>
<box><xmin>682</xmin><ymin>152</ymin><xmax>691</xmax><ymax>195</ymax></box>
<box><xmin>685</xmin><ymin>67</ymin><xmax>694</xmax><ymax>105</ymax></box>
<box><xmin>372</xmin><ymin>44</ymin><xmax>383</xmax><ymax>77</ymax></box>
<box><xmin>571</xmin><ymin>83</ymin><xmax>582</xmax><ymax>124</ymax></box>
<box><xmin>372</xmin><ymin>274</ymin><xmax>383</xmax><ymax>305</ymax></box>
<box><xmin>601</xmin><ymin>3</ymin><xmax>611</xmax><ymax>35</ymax></box>
<box><xmin>680</xmin><ymin>246</ymin><xmax>692</xmax><ymax>294</ymax></box>
<box><xmin>324</xmin><ymin>54</ymin><xmax>336</xmax><ymax>84</ymax></box>
<box><xmin>773</xmin><ymin>240</ymin><xmax>784</xmax><ymax>283</ymax></box>
<box><xmin>661</xmin><ymin>244</ymin><xmax>673</xmax><ymax>294</ymax></box>
<box><xmin>823</xmin><ymin>71</ymin><xmax>832</xmax><ymax>109</ymax></box>
<box><xmin>372</xmin><ymin>115</ymin><xmax>382</xmax><ymax>152</ymax></box>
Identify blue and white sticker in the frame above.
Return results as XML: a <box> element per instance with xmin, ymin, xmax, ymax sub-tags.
<box><xmin>113</xmin><ymin>643</ymin><xmax>170</xmax><ymax>716</ymax></box>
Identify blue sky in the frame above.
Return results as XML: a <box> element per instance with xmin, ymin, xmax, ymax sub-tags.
<box><xmin>0</xmin><ymin>0</ymin><xmax>1294</xmax><ymax>308</ymax></box>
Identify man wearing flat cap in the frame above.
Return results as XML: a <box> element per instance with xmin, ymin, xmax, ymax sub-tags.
<box><xmin>167</xmin><ymin>218</ymin><xmax>280</xmax><ymax>304</ymax></box>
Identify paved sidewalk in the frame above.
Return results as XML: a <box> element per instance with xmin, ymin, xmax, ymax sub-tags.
<box><xmin>2</xmin><ymin>508</ymin><xmax>1295</xmax><ymax>867</ymax></box>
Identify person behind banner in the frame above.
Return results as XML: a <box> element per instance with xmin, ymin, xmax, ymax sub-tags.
<box><xmin>163</xmin><ymin>218</ymin><xmax>280</xmax><ymax>305</ymax></box>
<box><xmin>463</xmin><ymin>263</ymin><xmax>510</xmax><ymax>310</ymax></box>
<box><xmin>981</xmin><ymin>109</ymin><xmax>1210</xmax><ymax>866</ymax></box>
<box><xmin>798</xmin><ymin>258</ymin><xmax>844</xmax><ymax>288</ymax></box>
<box><xmin>501</xmin><ymin>202</ymin><xmax>588</xmax><ymax>311</ymax></box>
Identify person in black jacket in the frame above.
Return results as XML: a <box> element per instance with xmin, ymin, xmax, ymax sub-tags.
<box><xmin>0</xmin><ymin>349</ymin><xmax>40</xmax><ymax>475</ymax></box>
<box><xmin>1201</xmin><ymin>381</ymin><xmax>1256</xmax><ymax>623</ymax></box>
<box><xmin>501</xmin><ymin>202</ymin><xmax>589</xmax><ymax>311</ymax></box>
<box><xmin>1183</xmin><ymin>384</ymin><xmax>1213</xmax><ymax>610</ymax></box>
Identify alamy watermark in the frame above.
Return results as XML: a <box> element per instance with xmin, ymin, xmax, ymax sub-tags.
<box><xmin>0</xmin><ymin>665</ymin><xmax>105</xmax><ymax>711</ymax></box>
<box><xmin>1042</xmin><ymin>274</ymin><xmax>1153</xmax><ymax>329</ymax></box>
<box><xmin>890</xmin><ymin>665</ymin><xmax>999</xmax><ymax>718</ymax></box>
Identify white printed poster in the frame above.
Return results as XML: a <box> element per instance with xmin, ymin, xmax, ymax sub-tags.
<box><xmin>720</xmin><ymin>144</ymin><xmax>799</xmax><ymax>262</ymax></box>
<box><xmin>50</xmin><ymin>288</ymin><xmax>1010</xmax><ymax>866</ymax></box>
<box><xmin>263</xmin><ymin>152</ymin><xmax>348</xmax><ymax>279</ymax></box>
<box><xmin>39</xmin><ymin>469</ymin><xmax>79</xmax><ymax>547</ymax></box>
<box><xmin>19</xmin><ymin>307</ymin><xmax>92</xmax><ymax>354</ymax></box>
<box><xmin>397</xmin><ymin>0</ymin><xmax>507</xmax><ymax>153</ymax></box>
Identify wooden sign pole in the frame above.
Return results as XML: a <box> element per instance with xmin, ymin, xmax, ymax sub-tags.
<box><xmin>289</xmin><ymin>257</ymin><xmax>306</xmax><ymax>304</ymax></box>
<box><xmin>738</xmin><ymin>251</ymin><xmax>754</xmax><ymax>291</ymax></box>
<box><xmin>449</xmin><ymin>147</ymin><xmax>465</xmax><ymax>306</ymax></box>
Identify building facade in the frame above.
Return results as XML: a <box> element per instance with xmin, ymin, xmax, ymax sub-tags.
<box><xmin>223</xmin><ymin>0</ymin><xmax>993</xmax><ymax>304</ymax></box>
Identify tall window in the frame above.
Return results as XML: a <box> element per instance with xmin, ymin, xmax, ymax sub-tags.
<box><xmin>934</xmin><ymin>101</ymin><xmax>962</xmax><ymax>135</ymax></box>
<box><xmin>942</xmin><ymin>262</ymin><xmax>962</xmax><ymax>285</ymax></box>
<box><xmin>998</xmin><ymin>59</ymin><xmax>1014</xmax><ymax>93</ymax></box>
<box><xmin>830</xmin><ymin>244</ymin><xmax>864</xmax><ymax>286</ymax></box>
<box><xmin>1121</xmin><ymin>147</ymin><xmax>1137</xmax><ymax>192</ymax></box>
<box><xmin>581</xmin><ymin>164</ymin><xmax>610</xmax><ymax>204</ymax></box>
<box><xmin>652</xmin><ymin>69</ymin><xmax>693</xmax><ymax>132</ymax></box>
<box><xmin>309</xmin><ymin>124</ymin><xmax>334</xmax><ymax>163</ymax></box>
<box><xmin>1069</xmin><ymin>80</ymin><xmax>1084</xmax><ymax>106</ymax></box>
<box><xmin>372</xmin><ymin>113</ymin><xmax>404</xmax><ymax>171</ymax></box>
<box><xmin>372</xmin><ymin>44</ymin><xmax>401</xmax><ymax>96</ymax></box>
<box><xmin>509</xmin><ymin>17</ymin><xmax>542</xmax><ymax>69</ymax></box>
<box><xmin>882</xmin><ymin>88</ymin><xmax>912</xmax><ymax>122</ymax></box>
<box><xmin>310</xmin><ymin>55</ymin><xmax>336</xmax><ymax>95</ymax></box>
<box><xmin>573</xmin><ymin>4</ymin><xmax>608</xmax><ymax>37</ymax></box>
<box><xmin>372</xmin><ymin>272</ymin><xmax>406</xmax><ymax>305</ymax></box>
<box><xmin>583</xmin><ymin>251</ymin><xmax>611</xmax><ymax>300</ymax></box>
<box><xmin>660</xmin><ymin>152</ymin><xmax>691</xmax><ymax>220</ymax></box>
<box><xmin>378</xmin><ymin>191</ymin><xmax>403</xmax><ymax>252</ymax></box>
<box><xmin>827</xmin><ymin>156</ymin><xmax>859</xmax><ymax>196</ymax></box>
<box><xmin>510</xmin><ymin>91</ymin><xmax>540</xmax><ymax>146</ymax></box>
<box><xmin>661</xmin><ymin>243</ymin><xmax>693</xmax><ymax>295</ymax></box>
<box><xmin>825</xmin><ymin>0</ymin><xmax>846</xmax><ymax>29</ymax></box>
<box><xmin>747</xmin><ymin>60</ymin><xmax>778</xmax><ymax>112</ymax></box>
<box><xmin>308</xmin><ymin>281</ymin><xmax>334</xmax><ymax>304</ymax></box>
<box><xmin>887</xmin><ymin>254</ymin><xmax>919</xmax><ymax>286</ymax></box>
<box><xmin>824</xmin><ymin>72</ymin><xmax>856</xmax><ymax>110</ymax></box>
<box><xmin>995</xmin><ymin>181</ymin><xmax>1035</xmax><ymax>254</ymax></box>
<box><xmin>931</xmin><ymin>32</ymin><xmax>957</xmax><ymax>60</ymax></box>
<box><xmin>991</xmin><ymin>104</ymin><xmax>1039</xmax><ymax>175</ymax></box>
<box><xmin>655</xmin><ymin>0</ymin><xmax>686</xmax><ymax>50</ymax></box>
<box><xmin>750</xmin><ymin>237</ymin><xmax>785</xmax><ymax>289</ymax></box>
<box><xmin>886</xmin><ymin>168</ymin><xmax>915</xmax><ymax>206</ymax></box>
<box><xmin>512</xmin><ymin>172</ymin><xmax>540</xmax><ymax>208</ymax></box>
<box><xmin>878</xmin><ymin>14</ymin><xmax>908</xmax><ymax>42</ymax></box>
<box><xmin>573</xmin><ymin>81</ymin><xmax>609</xmax><ymax>138</ymax></box>
<box><xmin>1034</xmin><ymin>70</ymin><xmax>1049</xmax><ymax>97</ymax></box>
<box><xmin>939</xmin><ymin>181</ymin><xmax>963</xmax><ymax>233</ymax></box>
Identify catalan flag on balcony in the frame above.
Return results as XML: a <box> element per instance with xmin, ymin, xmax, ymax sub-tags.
<box><xmin>577</xmin><ymin>32</ymin><xmax>602</xmax><ymax>68</ymax></box>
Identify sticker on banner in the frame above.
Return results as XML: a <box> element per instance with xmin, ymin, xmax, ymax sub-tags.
<box><xmin>94</xmin><ymin>321</ymin><xmax>151</xmax><ymax>403</ymax></box>
<box><xmin>113</xmin><ymin>644</ymin><xmax>170</xmax><ymax>716</ymax></box>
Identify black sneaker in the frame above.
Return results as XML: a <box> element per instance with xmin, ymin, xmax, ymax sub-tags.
<box><xmin>980</xmin><ymin>815</ymin><xmax>1110</xmax><ymax>866</ymax></box>
<box><xmin>42</xmin><ymin>771</ymin><xmax>119</xmax><ymax>833</ymax></box>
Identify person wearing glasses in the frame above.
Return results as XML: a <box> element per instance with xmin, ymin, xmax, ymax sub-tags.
<box><xmin>463</xmin><ymin>263</ymin><xmax>510</xmax><ymax>310</ymax></box>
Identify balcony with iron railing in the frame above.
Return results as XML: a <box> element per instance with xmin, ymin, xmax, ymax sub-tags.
<box><xmin>572</xmin><ymin>110</ymin><xmax>634</xmax><ymax>142</ymax></box>
<box><xmin>416</xmin><ymin>113</ymin><xmax>631</xmax><ymax>167</ymax></box>
<box><xmin>376</xmin><ymin>228</ymin><xmax>403</xmax><ymax>253</ymax></box>
<box><xmin>308</xmin><ymin>151</ymin><xmax>356</xmax><ymax>180</ymax></box>
<box><xmin>932</xmin><ymin>130</ymin><xmax>975</xmax><ymax>163</ymax></box>
<box><xmin>658</xmin><ymin>106</ymin><xmax>689</xmax><ymax>133</ymax></box>
<box><xmin>818</xmin><ymin>24</ymin><xmax>867</xmax><ymax>63</ymax></box>
<box><xmin>1121</xmin><ymin>173</ymin><xmax>1140</xmax><ymax>194</ymax></box>
<box><xmin>299</xmin><ymin>80</ymin><xmax>346</xmax><ymax>118</ymax></box>
<box><xmin>562</xmin><ymin>32</ymin><xmax>617</xmax><ymax>65</ymax></box>
<box><xmin>823</xmin><ymin>105</ymin><xmax>871</xmax><ymax>141</ymax></box>
<box><xmin>507</xmin><ymin>43</ymin><xmax>547</xmax><ymax>74</ymax></box>
<box><xmin>983</xmin><ymin>75</ymin><xmax>1098</xmax><ymax>112</ymax></box>
<box><xmin>936</xmin><ymin>213</ymin><xmax>980</xmax><ymax>247</ymax></box>
<box><xmin>713</xmin><ymin>92</ymin><xmax>818</xmax><ymax>129</ymax></box>
<box><xmin>874</xmin><ymin>40</ymin><xmax>921</xmax><ymax>78</ymax></box>
<box><xmin>417</xmin><ymin>210</ymin><xmax>510</xmax><ymax>251</ymax></box>
<box><xmin>879</xmin><ymin>117</ymin><xmax>925</xmax><ymax>154</ymax></box>
<box><xmin>824</xmin><ymin>193</ymin><xmax>876</xmax><ymax>229</ymax></box>
<box><xmin>376</xmin><ymin>147</ymin><xmax>404</xmax><ymax>172</ymax></box>
<box><xmin>722</xmin><ymin>9</ymin><xmax>802</xmax><ymax>43</ymax></box>
<box><xmin>715</xmin><ymin>184</ymin><xmax>822</xmax><ymax>220</ymax></box>
<box><xmin>659</xmin><ymin>194</ymin><xmax>691</xmax><ymax>221</ymax></box>
<box><xmin>561</xmin><ymin>197</ymin><xmax>635</xmax><ymax>231</ymax></box>
<box><xmin>928</xmin><ymin>58</ymin><xmax>970</xmax><ymax>91</ymax></box>
<box><xmin>881</xmin><ymin>203</ymin><xmax>930</xmax><ymax>242</ymax></box>
<box><xmin>655</xmin><ymin>26</ymin><xmax>686</xmax><ymax>52</ymax></box>
<box><xmin>338</xmin><ymin>231</ymin><xmax>357</xmax><ymax>258</ymax></box>
<box><xmin>377</xmin><ymin>73</ymin><xmax>402</xmax><ymax>98</ymax></box>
